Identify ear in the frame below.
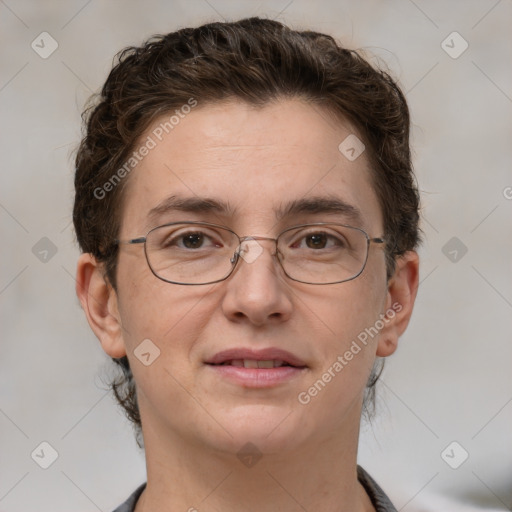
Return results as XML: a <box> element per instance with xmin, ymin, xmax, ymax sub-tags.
<box><xmin>75</xmin><ymin>253</ymin><xmax>127</xmax><ymax>358</ymax></box>
<box><xmin>376</xmin><ymin>251</ymin><xmax>419</xmax><ymax>357</ymax></box>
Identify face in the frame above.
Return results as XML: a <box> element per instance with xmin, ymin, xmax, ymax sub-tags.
<box><xmin>112</xmin><ymin>99</ymin><xmax>391</xmax><ymax>455</ymax></box>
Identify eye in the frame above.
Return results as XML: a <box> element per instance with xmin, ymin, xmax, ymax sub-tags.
<box><xmin>304</xmin><ymin>233</ymin><xmax>329</xmax><ymax>249</ymax></box>
<box><xmin>161</xmin><ymin>229</ymin><xmax>221</xmax><ymax>250</ymax></box>
<box><xmin>292</xmin><ymin>231</ymin><xmax>346</xmax><ymax>250</ymax></box>
<box><xmin>179</xmin><ymin>232</ymin><xmax>209</xmax><ymax>249</ymax></box>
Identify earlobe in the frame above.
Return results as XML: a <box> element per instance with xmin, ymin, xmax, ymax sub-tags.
<box><xmin>75</xmin><ymin>253</ymin><xmax>127</xmax><ymax>358</ymax></box>
<box><xmin>376</xmin><ymin>251</ymin><xmax>419</xmax><ymax>357</ymax></box>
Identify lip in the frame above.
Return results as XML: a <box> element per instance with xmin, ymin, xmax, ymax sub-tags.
<box><xmin>206</xmin><ymin>365</ymin><xmax>306</xmax><ymax>388</ymax></box>
<box><xmin>205</xmin><ymin>348</ymin><xmax>307</xmax><ymax>367</ymax></box>
<box><xmin>205</xmin><ymin>347</ymin><xmax>308</xmax><ymax>388</ymax></box>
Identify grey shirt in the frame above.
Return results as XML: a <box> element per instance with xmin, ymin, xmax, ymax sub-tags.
<box><xmin>112</xmin><ymin>465</ymin><xmax>397</xmax><ymax>511</ymax></box>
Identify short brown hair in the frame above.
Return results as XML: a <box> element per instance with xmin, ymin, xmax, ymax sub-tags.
<box><xmin>73</xmin><ymin>17</ymin><xmax>420</xmax><ymax>440</ymax></box>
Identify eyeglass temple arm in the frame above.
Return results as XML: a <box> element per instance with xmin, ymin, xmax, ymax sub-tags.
<box><xmin>115</xmin><ymin>237</ymin><xmax>146</xmax><ymax>245</ymax></box>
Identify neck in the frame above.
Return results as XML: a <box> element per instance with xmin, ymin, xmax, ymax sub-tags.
<box><xmin>135</xmin><ymin>410</ymin><xmax>375</xmax><ymax>512</ymax></box>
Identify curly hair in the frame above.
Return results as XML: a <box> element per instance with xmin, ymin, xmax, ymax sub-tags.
<box><xmin>73</xmin><ymin>17</ymin><xmax>420</xmax><ymax>441</ymax></box>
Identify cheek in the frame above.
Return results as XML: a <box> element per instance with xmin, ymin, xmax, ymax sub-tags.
<box><xmin>119</xmin><ymin>278</ymin><xmax>215</xmax><ymax>350</ymax></box>
<box><xmin>303</xmin><ymin>269</ymin><xmax>386</xmax><ymax>349</ymax></box>
<box><xmin>294</xmin><ymin>274</ymin><xmax>386</xmax><ymax>409</ymax></box>
<box><xmin>117</xmin><ymin>281</ymin><xmax>219</xmax><ymax>414</ymax></box>
<box><xmin>116</xmin><ymin>251</ymin><xmax>223</xmax><ymax>378</ymax></box>
<box><xmin>114</xmin><ymin>251</ymin><xmax>199</xmax><ymax>361</ymax></box>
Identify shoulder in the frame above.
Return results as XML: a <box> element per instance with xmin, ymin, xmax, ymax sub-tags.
<box><xmin>357</xmin><ymin>465</ymin><xmax>397</xmax><ymax>512</ymax></box>
<box><xmin>111</xmin><ymin>483</ymin><xmax>146</xmax><ymax>512</ymax></box>
<box><xmin>114</xmin><ymin>471</ymin><xmax>394</xmax><ymax>512</ymax></box>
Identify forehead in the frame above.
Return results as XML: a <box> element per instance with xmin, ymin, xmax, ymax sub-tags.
<box><xmin>119</xmin><ymin>98</ymin><xmax>383</xmax><ymax>235</ymax></box>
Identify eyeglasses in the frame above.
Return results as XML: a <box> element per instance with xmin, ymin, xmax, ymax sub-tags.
<box><xmin>115</xmin><ymin>221</ymin><xmax>385</xmax><ymax>285</ymax></box>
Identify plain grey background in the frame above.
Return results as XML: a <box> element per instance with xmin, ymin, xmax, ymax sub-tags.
<box><xmin>1</xmin><ymin>1</ymin><xmax>511</xmax><ymax>511</ymax></box>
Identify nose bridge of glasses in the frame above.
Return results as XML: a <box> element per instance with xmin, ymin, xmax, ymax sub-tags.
<box><xmin>239</xmin><ymin>235</ymin><xmax>276</xmax><ymax>242</ymax></box>
<box><xmin>235</xmin><ymin>235</ymin><xmax>278</xmax><ymax>264</ymax></box>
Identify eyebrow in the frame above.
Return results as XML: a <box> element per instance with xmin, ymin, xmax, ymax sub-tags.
<box><xmin>147</xmin><ymin>194</ymin><xmax>363</xmax><ymax>226</ymax></box>
<box><xmin>147</xmin><ymin>195</ymin><xmax>236</xmax><ymax>223</ymax></box>
<box><xmin>276</xmin><ymin>196</ymin><xmax>363</xmax><ymax>225</ymax></box>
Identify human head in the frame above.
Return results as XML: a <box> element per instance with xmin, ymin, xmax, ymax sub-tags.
<box><xmin>73</xmin><ymin>17</ymin><xmax>420</xmax><ymax>442</ymax></box>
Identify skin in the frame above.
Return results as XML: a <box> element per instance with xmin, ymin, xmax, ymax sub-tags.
<box><xmin>76</xmin><ymin>98</ymin><xmax>419</xmax><ymax>512</ymax></box>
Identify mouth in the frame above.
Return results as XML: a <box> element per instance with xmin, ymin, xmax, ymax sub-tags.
<box><xmin>205</xmin><ymin>348</ymin><xmax>308</xmax><ymax>388</ymax></box>
<box><xmin>205</xmin><ymin>348</ymin><xmax>307</xmax><ymax>368</ymax></box>
<box><xmin>210</xmin><ymin>359</ymin><xmax>301</xmax><ymax>368</ymax></box>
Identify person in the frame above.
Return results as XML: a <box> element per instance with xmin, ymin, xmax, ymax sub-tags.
<box><xmin>73</xmin><ymin>16</ymin><xmax>420</xmax><ymax>512</ymax></box>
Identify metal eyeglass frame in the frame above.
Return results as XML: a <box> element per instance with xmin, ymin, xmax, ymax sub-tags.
<box><xmin>115</xmin><ymin>221</ymin><xmax>386</xmax><ymax>286</ymax></box>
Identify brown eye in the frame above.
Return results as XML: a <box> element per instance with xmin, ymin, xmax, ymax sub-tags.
<box><xmin>305</xmin><ymin>233</ymin><xmax>328</xmax><ymax>249</ymax></box>
<box><xmin>181</xmin><ymin>233</ymin><xmax>205</xmax><ymax>249</ymax></box>
<box><xmin>159</xmin><ymin>229</ymin><xmax>219</xmax><ymax>250</ymax></box>
<box><xmin>292</xmin><ymin>231</ymin><xmax>345</xmax><ymax>251</ymax></box>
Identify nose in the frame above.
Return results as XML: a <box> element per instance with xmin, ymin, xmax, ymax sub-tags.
<box><xmin>221</xmin><ymin>237</ymin><xmax>293</xmax><ymax>327</ymax></box>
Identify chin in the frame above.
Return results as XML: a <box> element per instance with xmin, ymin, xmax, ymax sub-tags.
<box><xmin>203</xmin><ymin>404</ymin><xmax>310</xmax><ymax>456</ymax></box>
